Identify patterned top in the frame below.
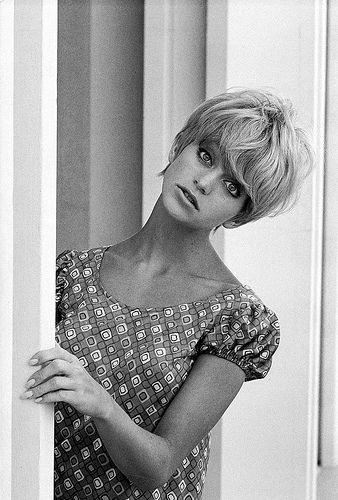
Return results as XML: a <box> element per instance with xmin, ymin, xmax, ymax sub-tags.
<box><xmin>54</xmin><ymin>246</ymin><xmax>280</xmax><ymax>500</ymax></box>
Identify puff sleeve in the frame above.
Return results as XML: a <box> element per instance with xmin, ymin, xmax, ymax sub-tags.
<box><xmin>55</xmin><ymin>249</ymin><xmax>74</xmax><ymax>324</ymax></box>
<box><xmin>198</xmin><ymin>295</ymin><xmax>280</xmax><ymax>382</ymax></box>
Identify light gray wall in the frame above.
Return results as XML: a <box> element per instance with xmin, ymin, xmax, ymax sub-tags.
<box><xmin>57</xmin><ymin>0</ymin><xmax>144</xmax><ymax>254</ymax></box>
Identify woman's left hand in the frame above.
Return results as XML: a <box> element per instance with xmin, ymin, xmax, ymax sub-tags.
<box><xmin>21</xmin><ymin>345</ymin><xmax>112</xmax><ymax>419</ymax></box>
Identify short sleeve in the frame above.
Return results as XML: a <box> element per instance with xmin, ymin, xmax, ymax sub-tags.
<box><xmin>55</xmin><ymin>249</ymin><xmax>74</xmax><ymax>324</ymax></box>
<box><xmin>198</xmin><ymin>296</ymin><xmax>280</xmax><ymax>382</ymax></box>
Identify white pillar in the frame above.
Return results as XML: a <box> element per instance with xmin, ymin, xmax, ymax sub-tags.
<box><xmin>0</xmin><ymin>0</ymin><xmax>14</xmax><ymax>495</ymax></box>
<box><xmin>205</xmin><ymin>1</ymin><xmax>326</xmax><ymax>498</ymax></box>
<box><xmin>0</xmin><ymin>0</ymin><xmax>58</xmax><ymax>498</ymax></box>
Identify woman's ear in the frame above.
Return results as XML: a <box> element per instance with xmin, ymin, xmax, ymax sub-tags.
<box><xmin>158</xmin><ymin>163</ymin><xmax>170</xmax><ymax>177</ymax></box>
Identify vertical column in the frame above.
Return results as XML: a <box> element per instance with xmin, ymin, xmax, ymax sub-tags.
<box><xmin>0</xmin><ymin>0</ymin><xmax>58</xmax><ymax>498</ymax></box>
<box><xmin>89</xmin><ymin>0</ymin><xmax>144</xmax><ymax>248</ymax></box>
<box><xmin>0</xmin><ymin>0</ymin><xmax>14</xmax><ymax>497</ymax></box>
<box><xmin>317</xmin><ymin>0</ymin><xmax>338</xmax><ymax>496</ymax></box>
<box><xmin>202</xmin><ymin>5</ymin><xmax>229</xmax><ymax>498</ymax></box>
<box><xmin>57</xmin><ymin>0</ymin><xmax>91</xmax><ymax>253</ymax></box>
<box><xmin>57</xmin><ymin>0</ymin><xmax>144</xmax><ymax>253</ymax></box>
<box><xmin>143</xmin><ymin>0</ymin><xmax>206</xmax><ymax>223</ymax></box>
<box><xmin>206</xmin><ymin>1</ymin><xmax>325</xmax><ymax>499</ymax></box>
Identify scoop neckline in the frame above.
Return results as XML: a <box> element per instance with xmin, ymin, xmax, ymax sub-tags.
<box><xmin>93</xmin><ymin>245</ymin><xmax>252</xmax><ymax>312</ymax></box>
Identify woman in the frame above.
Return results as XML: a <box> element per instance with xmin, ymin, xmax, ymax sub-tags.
<box><xmin>22</xmin><ymin>90</ymin><xmax>313</xmax><ymax>499</ymax></box>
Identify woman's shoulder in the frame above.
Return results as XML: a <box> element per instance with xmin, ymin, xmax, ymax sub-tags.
<box><xmin>216</xmin><ymin>280</ymin><xmax>276</xmax><ymax>314</ymax></box>
<box><xmin>56</xmin><ymin>246</ymin><xmax>107</xmax><ymax>264</ymax></box>
<box><xmin>199</xmin><ymin>252</ymin><xmax>272</xmax><ymax>309</ymax></box>
<box><xmin>212</xmin><ymin>283</ymin><xmax>266</xmax><ymax>320</ymax></box>
<box><xmin>56</xmin><ymin>246</ymin><xmax>109</xmax><ymax>281</ymax></box>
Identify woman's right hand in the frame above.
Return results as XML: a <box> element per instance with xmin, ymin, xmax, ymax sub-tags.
<box><xmin>21</xmin><ymin>345</ymin><xmax>113</xmax><ymax>419</ymax></box>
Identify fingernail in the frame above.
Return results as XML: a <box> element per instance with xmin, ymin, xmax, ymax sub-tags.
<box><xmin>34</xmin><ymin>397</ymin><xmax>42</xmax><ymax>403</ymax></box>
<box><xmin>26</xmin><ymin>379</ymin><xmax>35</xmax><ymax>388</ymax></box>
<box><xmin>22</xmin><ymin>391</ymin><xmax>33</xmax><ymax>399</ymax></box>
<box><xmin>29</xmin><ymin>359</ymin><xmax>39</xmax><ymax>366</ymax></box>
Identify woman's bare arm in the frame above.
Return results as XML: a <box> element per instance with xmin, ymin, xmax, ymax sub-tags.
<box><xmin>94</xmin><ymin>354</ymin><xmax>244</xmax><ymax>490</ymax></box>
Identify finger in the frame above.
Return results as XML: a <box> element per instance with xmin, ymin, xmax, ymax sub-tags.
<box><xmin>22</xmin><ymin>376</ymin><xmax>73</xmax><ymax>400</ymax></box>
<box><xmin>34</xmin><ymin>389</ymin><xmax>73</xmax><ymax>404</ymax></box>
<box><xmin>29</xmin><ymin>346</ymin><xmax>76</xmax><ymax>366</ymax></box>
<box><xmin>26</xmin><ymin>359</ymin><xmax>72</xmax><ymax>388</ymax></box>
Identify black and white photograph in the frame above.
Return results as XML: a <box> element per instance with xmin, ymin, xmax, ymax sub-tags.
<box><xmin>0</xmin><ymin>1</ymin><xmax>335</xmax><ymax>499</ymax></box>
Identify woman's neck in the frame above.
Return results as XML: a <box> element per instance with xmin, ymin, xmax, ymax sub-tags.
<box><xmin>118</xmin><ymin>196</ymin><xmax>220</xmax><ymax>275</ymax></box>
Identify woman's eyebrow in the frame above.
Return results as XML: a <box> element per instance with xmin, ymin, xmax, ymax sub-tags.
<box><xmin>199</xmin><ymin>140</ymin><xmax>220</xmax><ymax>158</ymax></box>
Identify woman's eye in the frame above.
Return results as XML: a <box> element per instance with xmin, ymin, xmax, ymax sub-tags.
<box><xmin>223</xmin><ymin>180</ymin><xmax>240</xmax><ymax>198</ymax></box>
<box><xmin>198</xmin><ymin>148</ymin><xmax>212</xmax><ymax>167</ymax></box>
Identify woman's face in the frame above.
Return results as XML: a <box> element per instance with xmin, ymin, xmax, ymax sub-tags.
<box><xmin>161</xmin><ymin>141</ymin><xmax>248</xmax><ymax>231</ymax></box>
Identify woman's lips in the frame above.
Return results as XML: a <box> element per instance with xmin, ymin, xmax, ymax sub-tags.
<box><xmin>177</xmin><ymin>185</ymin><xmax>199</xmax><ymax>210</ymax></box>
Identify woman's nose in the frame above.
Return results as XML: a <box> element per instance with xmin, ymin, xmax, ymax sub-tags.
<box><xmin>193</xmin><ymin>173</ymin><xmax>215</xmax><ymax>195</ymax></box>
<box><xmin>194</xmin><ymin>179</ymin><xmax>206</xmax><ymax>194</ymax></box>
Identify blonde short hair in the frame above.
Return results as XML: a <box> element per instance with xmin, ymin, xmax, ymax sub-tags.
<box><xmin>164</xmin><ymin>89</ymin><xmax>314</xmax><ymax>227</ymax></box>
